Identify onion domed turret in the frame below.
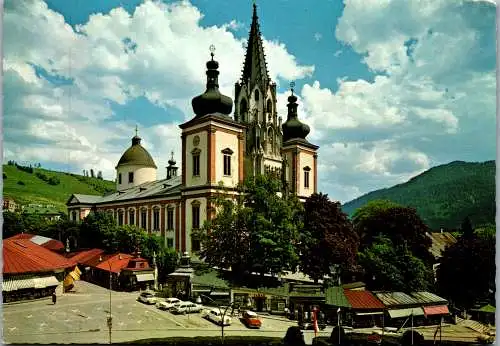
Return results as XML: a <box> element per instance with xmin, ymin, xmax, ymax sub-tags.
<box><xmin>282</xmin><ymin>83</ymin><xmax>311</xmax><ymax>142</ymax></box>
<box><xmin>191</xmin><ymin>46</ymin><xmax>233</xmax><ymax>117</ymax></box>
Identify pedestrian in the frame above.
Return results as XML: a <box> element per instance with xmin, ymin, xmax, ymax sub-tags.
<box><xmin>52</xmin><ymin>291</ymin><xmax>57</xmax><ymax>305</ymax></box>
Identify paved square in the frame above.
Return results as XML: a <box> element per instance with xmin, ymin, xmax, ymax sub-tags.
<box><xmin>3</xmin><ymin>281</ymin><xmax>320</xmax><ymax>344</ymax></box>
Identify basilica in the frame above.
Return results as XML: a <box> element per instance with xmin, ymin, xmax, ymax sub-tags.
<box><xmin>66</xmin><ymin>4</ymin><xmax>319</xmax><ymax>253</ymax></box>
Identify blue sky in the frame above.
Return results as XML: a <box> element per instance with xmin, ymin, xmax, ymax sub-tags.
<box><xmin>3</xmin><ymin>0</ymin><xmax>497</xmax><ymax>202</ymax></box>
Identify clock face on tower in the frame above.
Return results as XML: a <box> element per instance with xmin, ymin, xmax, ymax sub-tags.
<box><xmin>193</xmin><ymin>135</ymin><xmax>200</xmax><ymax>147</ymax></box>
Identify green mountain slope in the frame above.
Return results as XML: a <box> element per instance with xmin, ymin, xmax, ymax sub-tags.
<box><xmin>342</xmin><ymin>160</ymin><xmax>495</xmax><ymax>230</ymax></box>
<box><xmin>2</xmin><ymin>164</ymin><xmax>115</xmax><ymax>212</ymax></box>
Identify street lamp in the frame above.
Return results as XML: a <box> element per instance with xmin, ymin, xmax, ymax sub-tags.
<box><xmin>199</xmin><ymin>294</ymin><xmax>236</xmax><ymax>345</ymax></box>
<box><xmin>106</xmin><ymin>259</ymin><xmax>113</xmax><ymax>344</ymax></box>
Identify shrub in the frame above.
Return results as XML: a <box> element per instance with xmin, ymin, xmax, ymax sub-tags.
<box><xmin>17</xmin><ymin>181</ymin><xmax>25</xmax><ymax>186</ymax></box>
<box><xmin>3</xmin><ymin>173</ymin><xmax>6</xmax><ymax>179</ymax></box>
<box><xmin>48</xmin><ymin>176</ymin><xmax>60</xmax><ymax>185</ymax></box>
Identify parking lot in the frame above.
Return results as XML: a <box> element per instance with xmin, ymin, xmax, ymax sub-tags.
<box><xmin>3</xmin><ymin>281</ymin><xmax>320</xmax><ymax>344</ymax></box>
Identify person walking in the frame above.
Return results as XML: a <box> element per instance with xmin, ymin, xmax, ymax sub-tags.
<box><xmin>52</xmin><ymin>291</ymin><xmax>57</xmax><ymax>305</ymax></box>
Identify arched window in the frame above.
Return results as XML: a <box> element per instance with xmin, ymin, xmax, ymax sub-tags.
<box><xmin>128</xmin><ymin>209</ymin><xmax>135</xmax><ymax>226</ymax></box>
<box><xmin>240</xmin><ymin>99</ymin><xmax>248</xmax><ymax>122</ymax></box>
<box><xmin>266</xmin><ymin>99</ymin><xmax>272</xmax><ymax>113</ymax></box>
<box><xmin>267</xmin><ymin>128</ymin><xmax>273</xmax><ymax>152</ymax></box>
<box><xmin>254</xmin><ymin>89</ymin><xmax>260</xmax><ymax>102</ymax></box>
<box><xmin>153</xmin><ymin>207</ymin><xmax>160</xmax><ymax>231</ymax></box>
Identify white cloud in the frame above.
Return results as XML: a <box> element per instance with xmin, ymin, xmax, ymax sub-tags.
<box><xmin>293</xmin><ymin>0</ymin><xmax>495</xmax><ymax>202</ymax></box>
<box><xmin>3</xmin><ymin>0</ymin><xmax>495</xmax><ymax>204</ymax></box>
<box><xmin>4</xmin><ymin>0</ymin><xmax>314</xmax><ymax>181</ymax></box>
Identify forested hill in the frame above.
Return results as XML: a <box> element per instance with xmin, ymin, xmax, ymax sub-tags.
<box><xmin>2</xmin><ymin>163</ymin><xmax>115</xmax><ymax>212</ymax></box>
<box><xmin>342</xmin><ymin>160</ymin><xmax>495</xmax><ymax>230</ymax></box>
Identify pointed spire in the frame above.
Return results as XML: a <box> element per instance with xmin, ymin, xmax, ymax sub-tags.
<box><xmin>241</xmin><ymin>1</ymin><xmax>270</xmax><ymax>89</ymax></box>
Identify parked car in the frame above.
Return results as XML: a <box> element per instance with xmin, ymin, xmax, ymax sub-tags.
<box><xmin>205</xmin><ymin>308</ymin><xmax>232</xmax><ymax>326</ymax></box>
<box><xmin>242</xmin><ymin>310</ymin><xmax>262</xmax><ymax>329</ymax></box>
<box><xmin>137</xmin><ymin>292</ymin><xmax>157</xmax><ymax>305</ymax></box>
<box><xmin>171</xmin><ymin>302</ymin><xmax>202</xmax><ymax>314</ymax></box>
<box><xmin>156</xmin><ymin>298</ymin><xmax>181</xmax><ymax>310</ymax></box>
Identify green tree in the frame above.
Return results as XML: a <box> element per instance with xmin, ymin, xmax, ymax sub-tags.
<box><xmin>244</xmin><ymin>175</ymin><xmax>302</xmax><ymax>276</ymax></box>
<box><xmin>2</xmin><ymin>211</ymin><xmax>26</xmax><ymax>238</ymax></box>
<box><xmin>194</xmin><ymin>188</ymin><xmax>251</xmax><ymax>275</ymax></box>
<box><xmin>460</xmin><ymin>216</ymin><xmax>474</xmax><ymax>238</ymax></box>
<box><xmin>79</xmin><ymin>210</ymin><xmax>117</xmax><ymax>249</ymax></box>
<box><xmin>299</xmin><ymin>193</ymin><xmax>359</xmax><ymax>283</ymax></box>
<box><xmin>437</xmin><ymin>228</ymin><xmax>495</xmax><ymax>309</ymax></box>
<box><xmin>352</xmin><ymin>200</ymin><xmax>433</xmax><ymax>263</ymax></box>
<box><xmin>358</xmin><ymin>236</ymin><xmax>432</xmax><ymax>292</ymax></box>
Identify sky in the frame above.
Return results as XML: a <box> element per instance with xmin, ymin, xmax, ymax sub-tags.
<box><xmin>3</xmin><ymin>0</ymin><xmax>497</xmax><ymax>203</ymax></box>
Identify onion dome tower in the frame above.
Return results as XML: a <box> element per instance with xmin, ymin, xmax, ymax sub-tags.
<box><xmin>115</xmin><ymin>126</ymin><xmax>157</xmax><ymax>190</ymax></box>
<box><xmin>282</xmin><ymin>83</ymin><xmax>311</xmax><ymax>143</ymax></box>
<box><xmin>281</xmin><ymin>82</ymin><xmax>319</xmax><ymax>200</ymax></box>
<box><xmin>191</xmin><ymin>46</ymin><xmax>233</xmax><ymax>117</ymax></box>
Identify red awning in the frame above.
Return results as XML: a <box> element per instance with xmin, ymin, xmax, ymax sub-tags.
<box><xmin>423</xmin><ymin>305</ymin><xmax>449</xmax><ymax>316</ymax></box>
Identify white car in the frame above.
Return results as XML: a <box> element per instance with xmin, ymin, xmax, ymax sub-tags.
<box><xmin>137</xmin><ymin>292</ymin><xmax>157</xmax><ymax>305</ymax></box>
<box><xmin>205</xmin><ymin>307</ymin><xmax>232</xmax><ymax>326</ymax></box>
<box><xmin>171</xmin><ymin>302</ymin><xmax>203</xmax><ymax>314</ymax></box>
<box><xmin>156</xmin><ymin>298</ymin><xmax>181</xmax><ymax>310</ymax></box>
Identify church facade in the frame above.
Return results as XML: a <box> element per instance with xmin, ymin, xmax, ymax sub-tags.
<box><xmin>66</xmin><ymin>4</ymin><xmax>319</xmax><ymax>254</ymax></box>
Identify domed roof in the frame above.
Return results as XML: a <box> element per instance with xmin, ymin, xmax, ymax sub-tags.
<box><xmin>282</xmin><ymin>91</ymin><xmax>311</xmax><ymax>142</ymax></box>
<box><xmin>191</xmin><ymin>49</ymin><xmax>233</xmax><ymax>117</ymax></box>
<box><xmin>116</xmin><ymin>135</ymin><xmax>157</xmax><ymax>169</ymax></box>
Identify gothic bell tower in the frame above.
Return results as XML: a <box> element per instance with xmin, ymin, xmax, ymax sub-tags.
<box><xmin>234</xmin><ymin>3</ymin><xmax>283</xmax><ymax>179</ymax></box>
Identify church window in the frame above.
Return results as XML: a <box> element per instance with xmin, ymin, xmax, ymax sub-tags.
<box><xmin>240</xmin><ymin>99</ymin><xmax>248</xmax><ymax>122</ymax></box>
<box><xmin>140</xmin><ymin>208</ymin><xmax>147</xmax><ymax>229</ymax></box>
<box><xmin>129</xmin><ymin>209</ymin><xmax>135</xmax><ymax>226</ymax></box>
<box><xmin>118</xmin><ymin>210</ymin><xmax>124</xmax><ymax>226</ymax></box>
<box><xmin>303</xmin><ymin>166</ymin><xmax>311</xmax><ymax>189</ymax></box>
<box><xmin>222</xmin><ymin>148</ymin><xmax>233</xmax><ymax>176</ymax></box>
<box><xmin>266</xmin><ymin>99</ymin><xmax>272</xmax><ymax>113</ymax></box>
<box><xmin>167</xmin><ymin>207</ymin><xmax>174</xmax><ymax>230</ymax></box>
<box><xmin>192</xmin><ymin>201</ymin><xmax>200</xmax><ymax>229</ymax></box>
<box><xmin>118</xmin><ymin>173</ymin><xmax>122</xmax><ymax>184</ymax></box>
<box><xmin>192</xmin><ymin>148</ymin><xmax>201</xmax><ymax>176</ymax></box>
<box><xmin>254</xmin><ymin>89</ymin><xmax>260</xmax><ymax>101</ymax></box>
<box><xmin>128</xmin><ymin>172</ymin><xmax>134</xmax><ymax>183</ymax></box>
<box><xmin>153</xmin><ymin>207</ymin><xmax>160</xmax><ymax>231</ymax></box>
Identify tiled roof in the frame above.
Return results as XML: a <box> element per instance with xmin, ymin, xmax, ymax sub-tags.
<box><xmin>325</xmin><ymin>287</ymin><xmax>351</xmax><ymax>307</ymax></box>
<box><xmin>374</xmin><ymin>292</ymin><xmax>420</xmax><ymax>307</ymax></box>
<box><xmin>409</xmin><ymin>291</ymin><xmax>448</xmax><ymax>305</ymax></box>
<box><xmin>344</xmin><ymin>289</ymin><xmax>385</xmax><ymax>310</ymax></box>
<box><xmin>94</xmin><ymin>253</ymin><xmax>134</xmax><ymax>273</ymax></box>
<box><xmin>7</xmin><ymin>234</ymin><xmax>64</xmax><ymax>252</ymax></box>
<box><xmin>426</xmin><ymin>232</ymin><xmax>457</xmax><ymax>258</ymax></box>
<box><xmin>3</xmin><ymin>238</ymin><xmax>76</xmax><ymax>274</ymax></box>
<box><xmin>68</xmin><ymin>248</ymin><xmax>105</xmax><ymax>264</ymax></box>
<box><xmin>67</xmin><ymin>176</ymin><xmax>182</xmax><ymax>206</ymax></box>
<box><xmin>191</xmin><ymin>270</ymin><xmax>230</xmax><ymax>289</ymax></box>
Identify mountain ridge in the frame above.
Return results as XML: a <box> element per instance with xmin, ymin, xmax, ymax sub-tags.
<box><xmin>342</xmin><ymin>160</ymin><xmax>495</xmax><ymax>230</ymax></box>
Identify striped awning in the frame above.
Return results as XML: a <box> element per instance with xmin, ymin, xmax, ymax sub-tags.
<box><xmin>136</xmin><ymin>273</ymin><xmax>154</xmax><ymax>282</ymax></box>
<box><xmin>388</xmin><ymin>307</ymin><xmax>425</xmax><ymax>319</ymax></box>
<box><xmin>423</xmin><ymin>305</ymin><xmax>449</xmax><ymax>316</ymax></box>
<box><xmin>2</xmin><ymin>277</ymin><xmax>36</xmax><ymax>292</ymax></box>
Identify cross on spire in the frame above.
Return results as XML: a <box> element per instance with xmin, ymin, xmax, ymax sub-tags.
<box><xmin>171</xmin><ymin>151</ymin><xmax>174</xmax><ymax>161</ymax></box>
<box><xmin>209</xmin><ymin>44</ymin><xmax>216</xmax><ymax>60</ymax></box>
<box><xmin>290</xmin><ymin>81</ymin><xmax>295</xmax><ymax>95</ymax></box>
<box><xmin>135</xmin><ymin>125</ymin><xmax>138</xmax><ymax>137</ymax></box>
